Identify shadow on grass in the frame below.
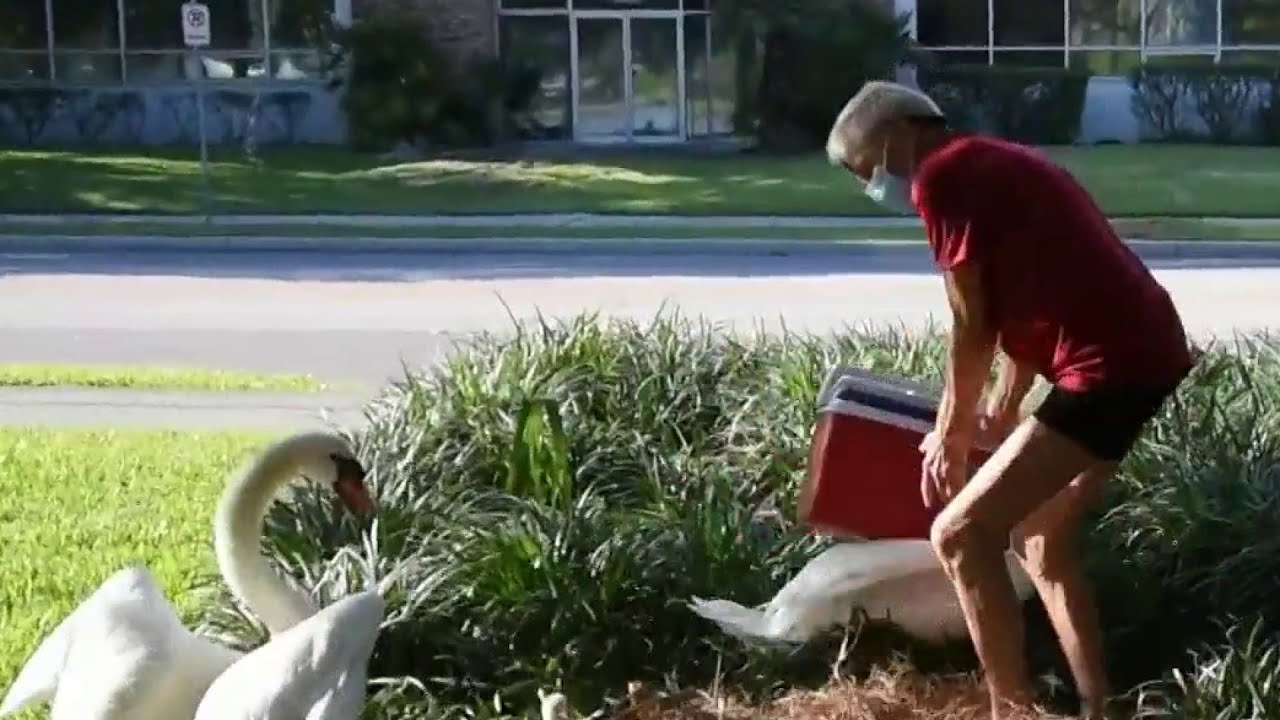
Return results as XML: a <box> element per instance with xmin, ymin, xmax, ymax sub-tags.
<box><xmin>0</xmin><ymin>146</ymin><xmax>877</xmax><ymax>216</ymax></box>
<box><xmin>7</xmin><ymin>144</ymin><xmax>1280</xmax><ymax>217</ymax></box>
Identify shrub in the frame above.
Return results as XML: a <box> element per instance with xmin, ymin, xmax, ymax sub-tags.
<box><xmin>916</xmin><ymin>63</ymin><xmax>1092</xmax><ymax>145</ymax></box>
<box><xmin>197</xmin><ymin>315</ymin><xmax>1279</xmax><ymax>719</ymax></box>
<box><xmin>327</xmin><ymin>6</ymin><xmax>542</xmax><ymax>150</ymax></box>
<box><xmin>1134</xmin><ymin>619</ymin><xmax>1280</xmax><ymax>719</ymax></box>
<box><xmin>715</xmin><ymin>0</ymin><xmax>914</xmax><ymax>149</ymax></box>
<box><xmin>1129</xmin><ymin>61</ymin><xmax>1280</xmax><ymax>144</ymax></box>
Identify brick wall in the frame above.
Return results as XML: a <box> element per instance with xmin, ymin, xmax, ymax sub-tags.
<box><xmin>356</xmin><ymin>0</ymin><xmax>496</xmax><ymax>63</ymax></box>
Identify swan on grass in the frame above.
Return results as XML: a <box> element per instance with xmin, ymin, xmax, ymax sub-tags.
<box><xmin>0</xmin><ymin>431</ymin><xmax>374</xmax><ymax>720</ymax></box>
<box><xmin>690</xmin><ymin>539</ymin><xmax>1036</xmax><ymax>646</ymax></box>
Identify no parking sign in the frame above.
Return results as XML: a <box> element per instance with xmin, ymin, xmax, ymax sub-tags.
<box><xmin>181</xmin><ymin>1</ymin><xmax>211</xmax><ymax>48</ymax></box>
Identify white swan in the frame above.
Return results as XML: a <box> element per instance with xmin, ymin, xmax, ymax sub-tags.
<box><xmin>190</xmin><ymin>433</ymin><xmax>386</xmax><ymax>719</ymax></box>
<box><xmin>690</xmin><ymin>539</ymin><xmax>1036</xmax><ymax>645</ymax></box>
<box><xmin>0</xmin><ymin>431</ymin><xmax>373</xmax><ymax>720</ymax></box>
<box><xmin>191</xmin><ymin>588</ymin><xmax>385</xmax><ymax>720</ymax></box>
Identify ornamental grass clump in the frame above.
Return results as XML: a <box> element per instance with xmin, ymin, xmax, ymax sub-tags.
<box><xmin>197</xmin><ymin>314</ymin><xmax>1280</xmax><ymax>720</ymax></box>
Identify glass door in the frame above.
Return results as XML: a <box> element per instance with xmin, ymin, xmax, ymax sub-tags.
<box><xmin>573</xmin><ymin>11</ymin><xmax>684</xmax><ymax>142</ymax></box>
<box><xmin>628</xmin><ymin>16</ymin><xmax>680</xmax><ymax>140</ymax></box>
<box><xmin>575</xmin><ymin>15</ymin><xmax>628</xmax><ymax>140</ymax></box>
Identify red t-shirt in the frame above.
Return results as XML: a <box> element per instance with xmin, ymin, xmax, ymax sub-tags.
<box><xmin>911</xmin><ymin>133</ymin><xmax>1193</xmax><ymax>392</ymax></box>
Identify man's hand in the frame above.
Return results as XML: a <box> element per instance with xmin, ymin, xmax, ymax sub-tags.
<box><xmin>919</xmin><ymin>429</ymin><xmax>972</xmax><ymax>508</ymax></box>
<box><xmin>974</xmin><ymin>410</ymin><xmax>1016</xmax><ymax>450</ymax></box>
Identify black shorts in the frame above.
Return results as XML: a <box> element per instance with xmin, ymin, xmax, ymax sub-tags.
<box><xmin>1032</xmin><ymin>380</ymin><xmax>1184</xmax><ymax>462</ymax></box>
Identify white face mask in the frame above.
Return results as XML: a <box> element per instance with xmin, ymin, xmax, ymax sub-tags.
<box><xmin>859</xmin><ymin>136</ymin><xmax>917</xmax><ymax>215</ymax></box>
<box><xmin>863</xmin><ymin>165</ymin><xmax>915</xmax><ymax>215</ymax></box>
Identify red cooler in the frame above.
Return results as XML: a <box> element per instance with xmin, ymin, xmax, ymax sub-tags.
<box><xmin>797</xmin><ymin>366</ymin><xmax>993</xmax><ymax>540</ymax></box>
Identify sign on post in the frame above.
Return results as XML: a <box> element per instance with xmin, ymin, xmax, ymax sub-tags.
<box><xmin>181</xmin><ymin>2</ymin><xmax>211</xmax><ymax>48</ymax></box>
<box><xmin>182</xmin><ymin>1</ymin><xmax>212</xmax><ymax>218</ymax></box>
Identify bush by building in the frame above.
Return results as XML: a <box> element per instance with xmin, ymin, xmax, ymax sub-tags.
<box><xmin>917</xmin><ymin>63</ymin><xmax>1092</xmax><ymax>145</ymax></box>
<box><xmin>1129</xmin><ymin>60</ymin><xmax>1280</xmax><ymax>145</ymax></box>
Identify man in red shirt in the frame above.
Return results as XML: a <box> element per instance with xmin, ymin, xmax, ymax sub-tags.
<box><xmin>825</xmin><ymin>81</ymin><xmax>1194</xmax><ymax>719</ymax></box>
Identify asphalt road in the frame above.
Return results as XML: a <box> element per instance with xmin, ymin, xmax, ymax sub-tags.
<box><xmin>1</xmin><ymin>244</ymin><xmax>1277</xmax><ymax>429</ymax></box>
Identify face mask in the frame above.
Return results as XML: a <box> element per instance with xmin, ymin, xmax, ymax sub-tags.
<box><xmin>863</xmin><ymin>165</ymin><xmax>915</xmax><ymax>215</ymax></box>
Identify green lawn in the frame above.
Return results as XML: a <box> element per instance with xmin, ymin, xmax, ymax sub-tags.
<box><xmin>0</xmin><ymin>429</ymin><xmax>268</xmax><ymax>707</ymax></box>
<box><xmin>0</xmin><ymin>364</ymin><xmax>331</xmax><ymax>392</ymax></box>
<box><xmin>3</xmin><ymin>144</ymin><xmax>1280</xmax><ymax>217</ymax></box>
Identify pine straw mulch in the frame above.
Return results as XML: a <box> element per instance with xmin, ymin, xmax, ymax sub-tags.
<box><xmin>612</xmin><ymin>666</ymin><xmax>1071</xmax><ymax>720</ymax></box>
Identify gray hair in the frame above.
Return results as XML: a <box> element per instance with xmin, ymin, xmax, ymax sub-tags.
<box><xmin>825</xmin><ymin>80</ymin><xmax>944</xmax><ymax>166</ymax></box>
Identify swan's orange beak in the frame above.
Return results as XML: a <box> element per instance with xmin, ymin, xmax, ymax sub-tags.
<box><xmin>335</xmin><ymin>475</ymin><xmax>376</xmax><ymax>515</ymax></box>
<box><xmin>331</xmin><ymin>455</ymin><xmax>375</xmax><ymax>515</ymax></box>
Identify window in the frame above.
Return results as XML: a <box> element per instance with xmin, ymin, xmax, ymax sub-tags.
<box><xmin>53</xmin><ymin>0</ymin><xmax>120</xmax><ymax>49</ymax></box>
<box><xmin>992</xmin><ymin>49</ymin><xmax>1065</xmax><ymax>67</ymax></box>
<box><xmin>923</xmin><ymin>49</ymin><xmax>990</xmax><ymax>67</ymax></box>
<box><xmin>1068</xmin><ymin>0</ymin><xmax>1140</xmax><ymax>45</ymax></box>
<box><xmin>1068</xmin><ymin>49</ymin><xmax>1141</xmax><ymax>75</ymax></box>
<box><xmin>707</xmin><ymin>14</ymin><xmax>735</xmax><ymax>134</ymax></box>
<box><xmin>499</xmin><ymin>14</ymin><xmax>571</xmax><ymax>139</ymax></box>
<box><xmin>0</xmin><ymin>2</ymin><xmax>49</xmax><ymax>81</ymax></box>
<box><xmin>917</xmin><ymin>0</ymin><xmax>988</xmax><ymax>47</ymax></box>
<box><xmin>266</xmin><ymin>0</ymin><xmax>331</xmax><ymax>80</ymax></box>
<box><xmin>268</xmin><ymin>0</ymin><xmax>333</xmax><ymax>46</ymax></box>
<box><xmin>1144</xmin><ymin>0</ymin><xmax>1218</xmax><ymax>47</ymax></box>
<box><xmin>0</xmin><ymin>2</ymin><xmax>50</xmax><ymax>49</ymax></box>
<box><xmin>1223</xmin><ymin>0</ymin><xmax>1280</xmax><ymax>45</ymax></box>
<box><xmin>684</xmin><ymin>14</ymin><xmax>711</xmax><ymax>137</ymax></box>
<box><xmin>52</xmin><ymin>0</ymin><xmax>122</xmax><ymax>83</ymax></box>
<box><xmin>123</xmin><ymin>0</ymin><xmax>258</xmax><ymax>50</ymax></box>
<box><xmin>573</xmin><ymin>0</ymin><xmax>679</xmax><ymax>8</ymax></box>
<box><xmin>994</xmin><ymin>0</ymin><xmax>1065</xmax><ymax>47</ymax></box>
<box><xmin>1220</xmin><ymin>49</ymin><xmax>1280</xmax><ymax>64</ymax></box>
<box><xmin>499</xmin><ymin>0</ymin><xmax>568</xmax><ymax>8</ymax></box>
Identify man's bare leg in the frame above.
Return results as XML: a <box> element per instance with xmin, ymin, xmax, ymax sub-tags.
<box><xmin>1014</xmin><ymin>464</ymin><xmax>1115</xmax><ymax>719</ymax></box>
<box><xmin>930</xmin><ymin>418</ymin><xmax>1097</xmax><ymax>718</ymax></box>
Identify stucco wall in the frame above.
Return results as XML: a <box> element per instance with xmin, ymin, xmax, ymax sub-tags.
<box><xmin>355</xmin><ymin>0</ymin><xmax>496</xmax><ymax>61</ymax></box>
<box><xmin>0</xmin><ymin>84</ymin><xmax>344</xmax><ymax>146</ymax></box>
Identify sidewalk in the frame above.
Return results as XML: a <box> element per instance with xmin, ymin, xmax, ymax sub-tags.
<box><xmin>0</xmin><ymin>387</ymin><xmax>369</xmax><ymax>431</ymax></box>
<box><xmin>2</xmin><ymin>233</ymin><xmax>1277</xmax><ymax>262</ymax></box>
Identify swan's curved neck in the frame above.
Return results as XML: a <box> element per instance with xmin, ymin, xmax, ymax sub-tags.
<box><xmin>214</xmin><ymin>438</ymin><xmax>321</xmax><ymax>635</ymax></box>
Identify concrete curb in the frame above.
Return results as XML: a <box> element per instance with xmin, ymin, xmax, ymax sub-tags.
<box><xmin>1</xmin><ymin>233</ymin><xmax>1279</xmax><ymax>261</ymax></box>
<box><xmin>0</xmin><ymin>387</ymin><xmax>370</xmax><ymax>430</ymax></box>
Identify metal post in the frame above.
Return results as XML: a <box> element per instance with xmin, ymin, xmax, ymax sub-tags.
<box><xmin>194</xmin><ymin>51</ymin><xmax>212</xmax><ymax>221</ymax></box>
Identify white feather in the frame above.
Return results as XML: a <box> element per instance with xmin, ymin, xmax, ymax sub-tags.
<box><xmin>690</xmin><ymin>539</ymin><xmax>1036</xmax><ymax>645</ymax></box>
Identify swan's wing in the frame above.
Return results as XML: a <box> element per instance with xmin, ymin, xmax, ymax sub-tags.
<box><xmin>688</xmin><ymin>598</ymin><xmax>777</xmax><ymax>642</ymax></box>
<box><xmin>2</xmin><ymin>566</ymin><xmax>181</xmax><ymax>716</ymax></box>
<box><xmin>828</xmin><ymin>548</ymin><xmax>1037</xmax><ymax>644</ymax></box>
<box><xmin>195</xmin><ymin>591</ymin><xmax>385</xmax><ymax>720</ymax></box>
<box><xmin>689</xmin><ymin>541</ymin><xmax>938</xmax><ymax>644</ymax></box>
<box><xmin>1</xmin><ymin>599</ymin><xmax>76</xmax><ymax>715</ymax></box>
<box><xmin>7</xmin><ymin>565</ymin><xmax>238</xmax><ymax>720</ymax></box>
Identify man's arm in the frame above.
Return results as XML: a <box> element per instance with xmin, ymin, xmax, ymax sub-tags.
<box><xmin>937</xmin><ymin>262</ymin><xmax>997</xmax><ymax>449</ymax></box>
<box><xmin>987</xmin><ymin>352</ymin><xmax>1038</xmax><ymax>427</ymax></box>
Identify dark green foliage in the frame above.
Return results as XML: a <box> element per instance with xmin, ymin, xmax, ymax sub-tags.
<box><xmin>326</xmin><ymin>6</ymin><xmax>542</xmax><ymax>150</ymax></box>
<box><xmin>1129</xmin><ymin>61</ymin><xmax>1280</xmax><ymax>144</ymax></box>
<box><xmin>917</xmin><ymin>63</ymin><xmax>1092</xmax><ymax>145</ymax></box>
<box><xmin>713</xmin><ymin>0</ymin><xmax>914</xmax><ymax>149</ymax></box>
<box><xmin>196</xmin><ymin>315</ymin><xmax>1280</xmax><ymax>719</ymax></box>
